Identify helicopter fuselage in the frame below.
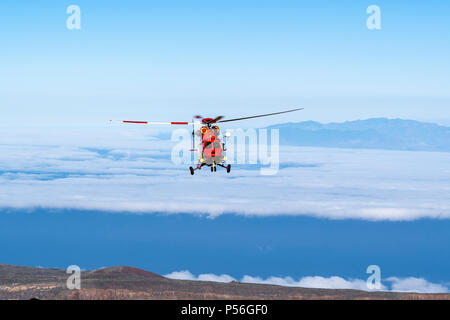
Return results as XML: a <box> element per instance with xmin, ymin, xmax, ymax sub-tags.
<box><xmin>198</xmin><ymin>126</ymin><xmax>225</xmax><ymax>166</ymax></box>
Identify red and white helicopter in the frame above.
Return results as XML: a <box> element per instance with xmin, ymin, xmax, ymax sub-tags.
<box><xmin>113</xmin><ymin>108</ymin><xmax>303</xmax><ymax>175</ymax></box>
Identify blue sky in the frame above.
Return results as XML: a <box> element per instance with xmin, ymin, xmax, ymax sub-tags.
<box><xmin>1</xmin><ymin>0</ymin><xmax>449</xmax><ymax>127</ymax></box>
<box><xmin>0</xmin><ymin>1</ymin><xmax>450</xmax><ymax>293</ymax></box>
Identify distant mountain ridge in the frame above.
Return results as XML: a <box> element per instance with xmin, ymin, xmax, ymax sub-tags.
<box><xmin>267</xmin><ymin>118</ymin><xmax>450</xmax><ymax>152</ymax></box>
<box><xmin>1</xmin><ymin>264</ymin><xmax>449</xmax><ymax>300</ymax></box>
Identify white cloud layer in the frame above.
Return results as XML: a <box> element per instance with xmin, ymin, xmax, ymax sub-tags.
<box><xmin>386</xmin><ymin>277</ymin><xmax>449</xmax><ymax>294</ymax></box>
<box><xmin>164</xmin><ymin>271</ymin><xmax>449</xmax><ymax>293</ymax></box>
<box><xmin>0</xmin><ymin>127</ymin><xmax>449</xmax><ymax>221</ymax></box>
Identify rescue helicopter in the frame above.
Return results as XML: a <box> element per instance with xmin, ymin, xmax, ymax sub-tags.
<box><xmin>113</xmin><ymin>108</ymin><xmax>303</xmax><ymax>175</ymax></box>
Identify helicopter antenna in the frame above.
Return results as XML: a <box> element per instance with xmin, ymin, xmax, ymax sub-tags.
<box><xmin>191</xmin><ymin>118</ymin><xmax>195</xmax><ymax>151</ymax></box>
<box><xmin>189</xmin><ymin>115</ymin><xmax>202</xmax><ymax>152</ymax></box>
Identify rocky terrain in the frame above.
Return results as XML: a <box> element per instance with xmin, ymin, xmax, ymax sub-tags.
<box><xmin>0</xmin><ymin>264</ymin><xmax>448</xmax><ymax>300</ymax></box>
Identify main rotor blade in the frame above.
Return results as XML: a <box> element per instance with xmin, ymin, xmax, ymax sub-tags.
<box><xmin>217</xmin><ymin>108</ymin><xmax>304</xmax><ymax>123</ymax></box>
<box><xmin>110</xmin><ymin>120</ymin><xmax>193</xmax><ymax>125</ymax></box>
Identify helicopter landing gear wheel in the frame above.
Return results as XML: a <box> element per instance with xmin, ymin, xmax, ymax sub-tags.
<box><xmin>226</xmin><ymin>164</ymin><xmax>231</xmax><ymax>173</ymax></box>
<box><xmin>189</xmin><ymin>167</ymin><xmax>194</xmax><ymax>175</ymax></box>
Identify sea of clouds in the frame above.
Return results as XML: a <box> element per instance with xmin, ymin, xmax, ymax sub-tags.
<box><xmin>0</xmin><ymin>125</ymin><xmax>449</xmax><ymax>221</ymax></box>
<box><xmin>165</xmin><ymin>270</ymin><xmax>449</xmax><ymax>294</ymax></box>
